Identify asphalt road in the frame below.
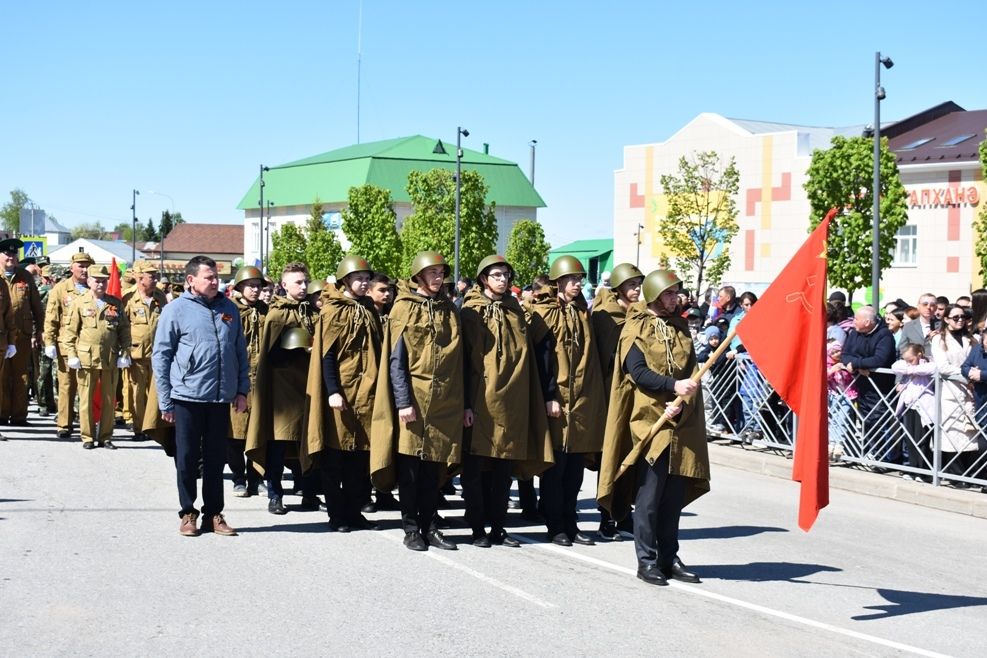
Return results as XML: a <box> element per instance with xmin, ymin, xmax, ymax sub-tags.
<box><xmin>2</xmin><ymin>409</ymin><xmax>986</xmax><ymax>657</ymax></box>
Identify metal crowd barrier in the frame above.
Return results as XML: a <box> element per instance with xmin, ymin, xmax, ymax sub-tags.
<box><xmin>701</xmin><ymin>353</ymin><xmax>987</xmax><ymax>491</ymax></box>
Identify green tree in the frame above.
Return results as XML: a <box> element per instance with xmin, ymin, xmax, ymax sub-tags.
<box><xmin>1</xmin><ymin>188</ymin><xmax>29</xmax><ymax>233</ymax></box>
<box><xmin>657</xmin><ymin>151</ymin><xmax>740</xmax><ymax>296</ymax></box>
<box><xmin>505</xmin><ymin>219</ymin><xmax>551</xmax><ymax>287</ymax></box>
<box><xmin>113</xmin><ymin>222</ymin><xmax>134</xmax><ymax>241</ymax></box>
<box><xmin>304</xmin><ymin>197</ymin><xmax>343</xmax><ymax>282</ymax></box>
<box><xmin>973</xmin><ymin>130</ymin><xmax>987</xmax><ymax>277</ymax></box>
<box><xmin>141</xmin><ymin>217</ymin><xmax>159</xmax><ymax>242</ymax></box>
<box><xmin>159</xmin><ymin>210</ymin><xmax>180</xmax><ymax>238</ymax></box>
<box><xmin>70</xmin><ymin>221</ymin><xmax>109</xmax><ymax>240</ymax></box>
<box><xmin>401</xmin><ymin>168</ymin><xmax>497</xmax><ymax>279</ymax></box>
<box><xmin>804</xmin><ymin>135</ymin><xmax>908</xmax><ymax>302</ymax></box>
<box><xmin>268</xmin><ymin>222</ymin><xmax>307</xmax><ymax>282</ymax></box>
<box><xmin>340</xmin><ymin>184</ymin><xmax>403</xmax><ymax>277</ymax></box>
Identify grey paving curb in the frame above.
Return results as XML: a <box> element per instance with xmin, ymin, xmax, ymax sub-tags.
<box><xmin>707</xmin><ymin>441</ymin><xmax>987</xmax><ymax>520</ymax></box>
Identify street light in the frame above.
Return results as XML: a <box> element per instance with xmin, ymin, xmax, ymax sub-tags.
<box><xmin>635</xmin><ymin>223</ymin><xmax>645</xmax><ymax>267</ymax></box>
<box><xmin>258</xmin><ymin>165</ymin><xmax>269</xmax><ymax>266</ymax></box>
<box><xmin>529</xmin><ymin>140</ymin><xmax>537</xmax><ymax>185</ymax></box>
<box><xmin>266</xmin><ymin>200</ymin><xmax>274</xmax><ymax>271</ymax></box>
<box><xmin>872</xmin><ymin>52</ymin><xmax>893</xmax><ymax>309</ymax></box>
<box><xmin>454</xmin><ymin>127</ymin><xmax>469</xmax><ymax>285</ymax></box>
<box><xmin>146</xmin><ymin>190</ymin><xmax>175</xmax><ymax>272</ymax></box>
<box><xmin>131</xmin><ymin>189</ymin><xmax>140</xmax><ymax>264</ymax></box>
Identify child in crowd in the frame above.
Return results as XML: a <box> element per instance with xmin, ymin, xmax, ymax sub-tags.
<box><xmin>699</xmin><ymin>325</ymin><xmax>729</xmax><ymax>434</ymax></box>
<box><xmin>891</xmin><ymin>343</ymin><xmax>937</xmax><ymax>481</ymax></box>
<box><xmin>826</xmin><ymin>340</ymin><xmax>857</xmax><ymax>463</ymax></box>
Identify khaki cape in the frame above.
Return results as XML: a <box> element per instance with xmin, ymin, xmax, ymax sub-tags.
<box><xmin>245</xmin><ymin>295</ymin><xmax>315</xmax><ymax>474</ymax></box>
<box><xmin>597</xmin><ymin>307</ymin><xmax>710</xmax><ymax>521</ymax></box>
<box><xmin>460</xmin><ymin>286</ymin><xmax>553</xmax><ymax>478</ymax></box>
<box><xmin>229</xmin><ymin>295</ymin><xmax>268</xmax><ymax>440</ymax></box>
<box><xmin>369</xmin><ymin>281</ymin><xmax>464</xmax><ymax>490</ymax></box>
<box><xmin>527</xmin><ymin>289</ymin><xmax>607</xmax><ymax>455</ymax></box>
<box><xmin>301</xmin><ymin>287</ymin><xmax>382</xmax><ymax>472</ymax></box>
<box><xmin>590</xmin><ymin>288</ymin><xmax>629</xmax><ymax>401</ymax></box>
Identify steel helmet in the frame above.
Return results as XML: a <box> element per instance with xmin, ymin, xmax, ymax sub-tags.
<box><xmin>336</xmin><ymin>254</ymin><xmax>372</xmax><ymax>281</ymax></box>
<box><xmin>549</xmin><ymin>255</ymin><xmax>586</xmax><ymax>282</ymax></box>
<box><xmin>641</xmin><ymin>270</ymin><xmax>683</xmax><ymax>304</ymax></box>
<box><xmin>306</xmin><ymin>279</ymin><xmax>325</xmax><ymax>296</ymax></box>
<box><xmin>279</xmin><ymin>327</ymin><xmax>313</xmax><ymax>351</ymax></box>
<box><xmin>476</xmin><ymin>254</ymin><xmax>514</xmax><ymax>281</ymax></box>
<box><xmin>410</xmin><ymin>251</ymin><xmax>450</xmax><ymax>281</ymax></box>
<box><xmin>233</xmin><ymin>265</ymin><xmax>264</xmax><ymax>290</ymax></box>
<box><xmin>610</xmin><ymin>263</ymin><xmax>644</xmax><ymax>289</ymax></box>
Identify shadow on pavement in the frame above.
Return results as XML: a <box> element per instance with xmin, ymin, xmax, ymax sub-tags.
<box><xmin>236</xmin><ymin>521</ymin><xmax>331</xmax><ymax>533</ymax></box>
<box><xmin>698</xmin><ymin>561</ymin><xmax>841</xmax><ymax>582</ymax></box>
<box><xmin>681</xmin><ymin>525</ymin><xmax>787</xmax><ymax>540</ymax></box>
<box><xmin>852</xmin><ymin>588</ymin><xmax>987</xmax><ymax>621</ymax></box>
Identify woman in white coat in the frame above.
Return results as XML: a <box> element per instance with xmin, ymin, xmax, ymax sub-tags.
<box><xmin>930</xmin><ymin>305</ymin><xmax>979</xmax><ymax>478</ymax></box>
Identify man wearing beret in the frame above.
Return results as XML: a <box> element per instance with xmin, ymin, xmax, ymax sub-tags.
<box><xmin>121</xmin><ymin>261</ymin><xmax>167</xmax><ymax>440</ymax></box>
<box><xmin>60</xmin><ymin>264</ymin><xmax>132</xmax><ymax>449</ymax></box>
<box><xmin>43</xmin><ymin>251</ymin><xmax>94</xmax><ymax>438</ymax></box>
<box><xmin>0</xmin><ymin>239</ymin><xmax>43</xmax><ymax>426</ymax></box>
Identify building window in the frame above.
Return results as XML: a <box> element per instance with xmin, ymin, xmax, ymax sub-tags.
<box><xmin>893</xmin><ymin>224</ymin><xmax>917</xmax><ymax>267</ymax></box>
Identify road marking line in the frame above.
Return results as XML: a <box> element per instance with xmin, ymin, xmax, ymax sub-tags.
<box><xmin>379</xmin><ymin>532</ymin><xmax>556</xmax><ymax>609</ymax></box>
<box><xmin>516</xmin><ymin>537</ymin><xmax>949</xmax><ymax>658</ymax></box>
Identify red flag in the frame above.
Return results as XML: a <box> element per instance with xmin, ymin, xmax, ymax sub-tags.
<box><xmin>107</xmin><ymin>258</ymin><xmax>122</xmax><ymax>298</ymax></box>
<box><xmin>736</xmin><ymin>208</ymin><xmax>835</xmax><ymax>531</ymax></box>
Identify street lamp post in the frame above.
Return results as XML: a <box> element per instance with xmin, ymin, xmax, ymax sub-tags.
<box><xmin>872</xmin><ymin>52</ymin><xmax>893</xmax><ymax>310</ymax></box>
<box><xmin>131</xmin><ymin>189</ymin><xmax>140</xmax><ymax>264</ymax></box>
<box><xmin>266</xmin><ymin>200</ymin><xmax>274</xmax><ymax>270</ymax></box>
<box><xmin>454</xmin><ymin>127</ymin><xmax>469</xmax><ymax>285</ymax></box>
<box><xmin>635</xmin><ymin>223</ymin><xmax>645</xmax><ymax>267</ymax></box>
<box><xmin>529</xmin><ymin>139</ymin><xmax>537</xmax><ymax>185</ymax></box>
<box><xmin>258</xmin><ymin>165</ymin><xmax>269</xmax><ymax>267</ymax></box>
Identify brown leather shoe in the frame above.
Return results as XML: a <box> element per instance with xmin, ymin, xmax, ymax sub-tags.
<box><xmin>209</xmin><ymin>514</ymin><xmax>237</xmax><ymax>536</ymax></box>
<box><xmin>179</xmin><ymin>512</ymin><xmax>200</xmax><ymax>537</ymax></box>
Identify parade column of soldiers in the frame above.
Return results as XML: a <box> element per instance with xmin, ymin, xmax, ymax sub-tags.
<box><xmin>0</xmin><ymin>238</ymin><xmax>44</xmax><ymax>427</ymax></box>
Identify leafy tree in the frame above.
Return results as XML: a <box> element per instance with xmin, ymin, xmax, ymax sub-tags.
<box><xmin>159</xmin><ymin>210</ymin><xmax>179</xmax><ymax>238</ymax></box>
<box><xmin>505</xmin><ymin>219</ymin><xmax>551</xmax><ymax>287</ymax></box>
<box><xmin>340</xmin><ymin>184</ymin><xmax>403</xmax><ymax>277</ymax></box>
<box><xmin>141</xmin><ymin>217</ymin><xmax>159</xmax><ymax>242</ymax></box>
<box><xmin>401</xmin><ymin>168</ymin><xmax>497</xmax><ymax>279</ymax></box>
<box><xmin>113</xmin><ymin>222</ymin><xmax>134</xmax><ymax>241</ymax></box>
<box><xmin>268</xmin><ymin>222</ymin><xmax>307</xmax><ymax>282</ymax></box>
<box><xmin>805</xmin><ymin>135</ymin><xmax>908</xmax><ymax>302</ymax></box>
<box><xmin>71</xmin><ymin>221</ymin><xmax>109</xmax><ymax>240</ymax></box>
<box><xmin>1</xmin><ymin>188</ymin><xmax>29</xmax><ymax>233</ymax></box>
<box><xmin>974</xmin><ymin>130</ymin><xmax>987</xmax><ymax>278</ymax></box>
<box><xmin>657</xmin><ymin>151</ymin><xmax>740</xmax><ymax>296</ymax></box>
<box><xmin>304</xmin><ymin>197</ymin><xmax>343</xmax><ymax>282</ymax></box>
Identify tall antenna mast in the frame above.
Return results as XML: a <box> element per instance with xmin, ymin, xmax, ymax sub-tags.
<box><xmin>356</xmin><ymin>0</ymin><xmax>363</xmax><ymax>143</ymax></box>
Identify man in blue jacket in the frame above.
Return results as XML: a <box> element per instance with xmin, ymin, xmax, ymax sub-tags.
<box><xmin>840</xmin><ymin>306</ymin><xmax>896</xmax><ymax>461</ymax></box>
<box><xmin>153</xmin><ymin>256</ymin><xmax>250</xmax><ymax>537</ymax></box>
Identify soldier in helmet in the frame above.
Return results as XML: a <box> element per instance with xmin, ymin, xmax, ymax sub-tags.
<box><xmin>590</xmin><ymin>262</ymin><xmax>644</xmax><ymax>540</ymax></box>
<box><xmin>527</xmin><ymin>255</ymin><xmax>608</xmax><ymax>546</ymax></box>
<box><xmin>43</xmin><ymin>251</ymin><xmax>95</xmax><ymax>438</ymax></box>
<box><xmin>460</xmin><ymin>255</ymin><xmax>553</xmax><ymax>548</ymax></box>
<box><xmin>303</xmin><ymin>255</ymin><xmax>382</xmax><ymax>531</ymax></box>
<box><xmin>121</xmin><ymin>261</ymin><xmax>168</xmax><ymax>440</ymax></box>
<box><xmin>60</xmin><ymin>265</ymin><xmax>132</xmax><ymax>449</ymax></box>
<box><xmin>598</xmin><ymin>270</ymin><xmax>710</xmax><ymax>586</ymax></box>
<box><xmin>307</xmin><ymin>279</ymin><xmax>326</xmax><ymax>311</ymax></box>
<box><xmin>370</xmin><ymin>251</ymin><xmax>463</xmax><ymax>552</ymax></box>
<box><xmin>227</xmin><ymin>265</ymin><xmax>267</xmax><ymax>497</ymax></box>
<box><xmin>246</xmin><ymin>262</ymin><xmax>321</xmax><ymax>515</ymax></box>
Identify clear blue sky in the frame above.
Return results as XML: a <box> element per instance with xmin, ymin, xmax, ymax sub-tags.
<box><xmin>2</xmin><ymin>1</ymin><xmax>984</xmax><ymax>248</ymax></box>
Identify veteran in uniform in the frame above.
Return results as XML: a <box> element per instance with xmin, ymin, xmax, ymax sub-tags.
<box><xmin>61</xmin><ymin>265</ymin><xmax>132</xmax><ymax>449</ymax></box>
<box><xmin>598</xmin><ymin>270</ymin><xmax>710</xmax><ymax>586</ymax></box>
<box><xmin>35</xmin><ymin>265</ymin><xmax>57</xmax><ymax>417</ymax></box>
<box><xmin>0</xmin><ymin>238</ymin><xmax>44</xmax><ymax>425</ymax></box>
<box><xmin>121</xmin><ymin>261</ymin><xmax>167</xmax><ymax>440</ymax></box>
<box><xmin>43</xmin><ymin>251</ymin><xmax>94</xmax><ymax>438</ymax></box>
<box><xmin>227</xmin><ymin>265</ymin><xmax>267</xmax><ymax>497</ymax></box>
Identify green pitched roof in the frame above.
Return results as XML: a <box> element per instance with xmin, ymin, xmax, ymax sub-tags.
<box><xmin>549</xmin><ymin>239</ymin><xmax>614</xmax><ymax>282</ymax></box>
<box><xmin>237</xmin><ymin>135</ymin><xmax>545</xmax><ymax>210</ymax></box>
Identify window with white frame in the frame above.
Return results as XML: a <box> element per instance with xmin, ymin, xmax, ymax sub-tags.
<box><xmin>893</xmin><ymin>224</ymin><xmax>917</xmax><ymax>267</ymax></box>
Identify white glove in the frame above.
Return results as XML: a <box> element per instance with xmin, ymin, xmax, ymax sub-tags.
<box><xmin>4</xmin><ymin>344</ymin><xmax>15</xmax><ymax>359</ymax></box>
<box><xmin>44</xmin><ymin>345</ymin><xmax>57</xmax><ymax>359</ymax></box>
<box><xmin>116</xmin><ymin>356</ymin><xmax>132</xmax><ymax>368</ymax></box>
<box><xmin>67</xmin><ymin>357</ymin><xmax>82</xmax><ymax>370</ymax></box>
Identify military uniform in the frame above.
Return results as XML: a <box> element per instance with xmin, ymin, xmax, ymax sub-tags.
<box><xmin>60</xmin><ymin>265</ymin><xmax>131</xmax><ymax>447</ymax></box>
<box><xmin>121</xmin><ymin>262</ymin><xmax>168</xmax><ymax>437</ymax></box>
<box><xmin>0</xmin><ymin>254</ymin><xmax>43</xmax><ymax>424</ymax></box>
<box><xmin>35</xmin><ymin>269</ymin><xmax>56</xmax><ymax>415</ymax></box>
<box><xmin>43</xmin><ymin>252</ymin><xmax>94</xmax><ymax>435</ymax></box>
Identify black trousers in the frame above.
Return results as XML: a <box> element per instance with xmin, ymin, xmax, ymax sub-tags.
<box><xmin>226</xmin><ymin>437</ymin><xmax>261</xmax><ymax>489</ymax></box>
<box><xmin>461</xmin><ymin>453</ymin><xmax>512</xmax><ymax>536</ymax></box>
<box><xmin>397</xmin><ymin>453</ymin><xmax>442</xmax><ymax>534</ymax></box>
<box><xmin>174</xmin><ymin>400</ymin><xmax>228</xmax><ymax>518</ymax></box>
<box><xmin>540</xmin><ymin>450</ymin><xmax>585</xmax><ymax>537</ymax></box>
<box><xmin>633</xmin><ymin>448</ymin><xmax>687</xmax><ymax>568</ymax></box>
<box><xmin>320</xmin><ymin>449</ymin><xmax>370</xmax><ymax>524</ymax></box>
<box><xmin>518</xmin><ymin>477</ymin><xmax>538</xmax><ymax>512</ymax></box>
